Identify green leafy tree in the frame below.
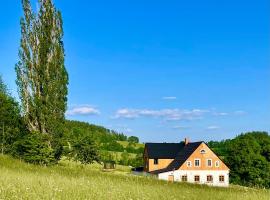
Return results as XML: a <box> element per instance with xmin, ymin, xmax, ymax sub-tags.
<box><xmin>225</xmin><ymin>132</ymin><xmax>270</xmax><ymax>188</ymax></box>
<box><xmin>100</xmin><ymin>150</ymin><xmax>114</xmax><ymax>162</ymax></box>
<box><xmin>126</xmin><ymin>143</ymin><xmax>137</xmax><ymax>153</ymax></box>
<box><xmin>208</xmin><ymin>132</ymin><xmax>270</xmax><ymax>188</ymax></box>
<box><xmin>15</xmin><ymin>0</ymin><xmax>68</xmax><ymax>161</ymax></box>
<box><xmin>131</xmin><ymin>153</ymin><xmax>143</xmax><ymax>167</ymax></box>
<box><xmin>12</xmin><ymin>132</ymin><xmax>55</xmax><ymax>165</ymax></box>
<box><xmin>136</xmin><ymin>147</ymin><xmax>144</xmax><ymax>154</ymax></box>
<box><xmin>0</xmin><ymin>75</ymin><xmax>25</xmax><ymax>155</ymax></box>
<box><xmin>102</xmin><ymin>140</ymin><xmax>124</xmax><ymax>152</ymax></box>
<box><xmin>119</xmin><ymin>151</ymin><xmax>130</xmax><ymax>166</ymax></box>
<box><xmin>69</xmin><ymin>135</ymin><xmax>100</xmax><ymax>165</ymax></box>
<box><xmin>128</xmin><ymin>136</ymin><xmax>139</xmax><ymax>143</ymax></box>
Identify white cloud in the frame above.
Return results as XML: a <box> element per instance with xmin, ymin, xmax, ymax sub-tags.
<box><xmin>107</xmin><ymin>124</ymin><xmax>133</xmax><ymax>134</ymax></box>
<box><xmin>172</xmin><ymin>125</ymin><xmax>191</xmax><ymax>130</ymax></box>
<box><xmin>234</xmin><ymin>110</ymin><xmax>247</xmax><ymax>116</ymax></box>
<box><xmin>66</xmin><ymin>105</ymin><xmax>100</xmax><ymax>116</ymax></box>
<box><xmin>206</xmin><ymin>126</ymin><xmax>220</xmax><ymax>130</ymax></box>
<box><xmin>162</xmin><ymin>96</ymin><xmax>177</xmax><ymax>100</ymax></box>
<box><xmin>213</xmin><ymin>112</ymin><xmax>229</xmax><ymax>116</ymax></box>
<box><xmin>113</xmin><ymin>108</ymin><xmax>209</xmax><ymax>121</ymax></box>
<box><xmin>212</xmin><ymin>109</ymin><xmax>248</xmax><ymax>117</ymax></box>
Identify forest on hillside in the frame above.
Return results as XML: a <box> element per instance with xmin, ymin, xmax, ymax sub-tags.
<box><xmin>208</xmin><ymin>132</ymin><xmax>270</xmax><ymax>188</ymax></box>
<box><xmin>63</xmin><ymin>120</ymin><xmax>144</xmax><ymax>166</ymax></box>
<box><xmin>0</xmin><ymin>74</ymin><xmax>143</xmax><ymax>166</ymax></box>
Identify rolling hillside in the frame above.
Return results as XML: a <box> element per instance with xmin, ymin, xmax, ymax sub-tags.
<box><xmin>0</xmin><ymin>155</ymin><xmax>269</xmax><ymax>200</ymax></box>
<box><xmin>117</xmin><ymin>141</ymin><xmax>145</xmax><ymax>149</ymax></box>
<box><xmin>64</xmin><ymin>120</ymin><xmax>144</xmax><ymax>167</ymax></box>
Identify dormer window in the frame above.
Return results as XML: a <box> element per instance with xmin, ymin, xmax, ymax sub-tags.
<box><xmin>200</xmin><ymin>149</ymin><xmax>206</xmax><ymax>154</ymax></box>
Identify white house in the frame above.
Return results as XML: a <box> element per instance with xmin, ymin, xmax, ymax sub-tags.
<box><xmin>143</xmin><ymin>138</ymin><xmax>230</xmax><ymax>187</ymax></box>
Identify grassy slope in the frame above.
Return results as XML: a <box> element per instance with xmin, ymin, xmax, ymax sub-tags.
<box><xmin>0</xmin><ymin>156</ymin><xmax>269</xmax><ymax>200</ymax></box>
<box><xmin>101</xmin><ymin>150</ymin><xmax>137</xmax><ymax>160</ymax></box>
<box><xmin>117</xmin><ymin>141</ymin><xmax>145</xmax><ymax>149</ymax></box>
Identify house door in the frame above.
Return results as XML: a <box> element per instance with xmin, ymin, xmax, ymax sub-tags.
<box><xmin>168</xmin><ymin>175</ymin><xmax>174</xmax><ymax>182</ymax></box>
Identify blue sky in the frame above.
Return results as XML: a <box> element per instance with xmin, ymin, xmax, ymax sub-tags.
<box><xmin>0</xmin><ymin>0</ymin><xmax>269</xmax><ymax>142</ymax></box>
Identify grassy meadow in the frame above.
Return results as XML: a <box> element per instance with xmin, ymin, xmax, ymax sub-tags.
<box><xmin>117</xmin><ymin>141</ymin><xmax>145</xmax><ymax>149</ymax></box>
<box><xmin>0</xmin><ymin>155</ymin><xmax>269</xmax><ymax>200</ymax></box>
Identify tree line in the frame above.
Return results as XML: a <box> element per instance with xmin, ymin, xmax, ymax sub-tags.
<box><xmin>63</xmin><ymin>120</ymin><xmax>143</xmax><ymax>166</ymax></box>
<box><xmin>0</xmin><ymin>74</ymin><xmax>142</xmax><ymax>165</ymax></box>
<box><xmin>208</xmin><ymin>132</ymin><xmax>270</xmax><ymax>188</ymax></box>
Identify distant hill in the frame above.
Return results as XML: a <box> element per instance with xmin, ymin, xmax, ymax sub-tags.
<box><xmin>64</xmin><ymin>120</ymin><xmax>144</xmax><ymax>166</ymax></box>
<box><xmin>64</xmin><ymin>120</ymin><xmax>129</xmax><ymax>144</ymax></box>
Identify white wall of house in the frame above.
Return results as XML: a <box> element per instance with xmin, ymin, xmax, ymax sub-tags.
<box><xmin>158</xmin><ymin>170</ymin><xmax>229</xmax><ymax>187</ymax></box>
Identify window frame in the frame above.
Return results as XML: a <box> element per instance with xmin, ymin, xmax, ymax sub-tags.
<box><xmin>187</xmin><ymin>161</ymin><xmax>192</xmax><ymax>167</ymax></box>
<box><xmin>206</xmin><ymin>175</ymin><xmax>213</xmax><ymax>183</ymax></box>
<box><xmin>194</xmin><ymin>175</ymin><xmax>200</xmax><ymax>182</ymax></box>
<box><xmin>154</xmin><ymin>158</ymin><xmax>159</xmax><ymax>165</ymax></box>
<box><xmin>219</xmin><ymin>175</ymin><xmax>225</xmax><ymax>183</ymax></box>
<box><xmin>215</xmin><ymin>161</ymin><xmax>220</xmax><ymax>167</ymax></box>
<box><xmin>181</xmin><ymin>175</ymin><xmax>188</xmax><ymax>182</ymax></box>
<box><xmin>207</xmin><ymin>159</ymin><xmax>212</xmax><ymax>167</ymax></box>
<box><xmin>194</xmin><ymin>159</ymin><xmax>201</xmax><ymax>167</ymax></box>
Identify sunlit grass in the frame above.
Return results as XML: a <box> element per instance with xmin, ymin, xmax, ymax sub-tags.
<box><xmin>0</xmin><ymin>155</ymin><xmax>269</xmax><ymax>200</ymax></box>
<box><xmin>117</xmin><ymin>141</ymin><xmax>145</xmax><ymax>149</ymax></box>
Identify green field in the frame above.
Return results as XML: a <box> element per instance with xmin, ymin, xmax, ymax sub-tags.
<box><xmin>0</xmin><ymin>155</ymin><xmax>269</xmax><ymax>200</ymax></box>
<box><xmin>117</xmin><ymin>141</ymin><xmax>145</xmax><ymax>149</ymax></box>
<box><xmin>101</xmin><ymin>150</ymin><xmax>137</xmax><ymax>160</ymax></box>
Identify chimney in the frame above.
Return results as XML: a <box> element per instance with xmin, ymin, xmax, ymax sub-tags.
<box><xmin>184</xmin><ymin>138</ymin><xmax>189</xmax><ymax>146</ymax></box>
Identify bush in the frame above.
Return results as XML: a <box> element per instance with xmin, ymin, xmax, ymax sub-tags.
<box><xmin>12</xmin><ymin>132</ymin><xmax>55</xmax><ymax>165</ymax></box>
<box><xmin>68</xmin><ymin>135</ymin><xmax>100</xmax><ymax>165</ymax></box>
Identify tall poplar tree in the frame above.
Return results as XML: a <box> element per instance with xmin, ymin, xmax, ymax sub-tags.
<box><xmin>15</xmin><ymin>0</ymin><xmax>68</xmax><ymax>160</ymax></box>
<box><xmin>0</xmin><ymin>75</ymin><xmax>8</xmax><ymax>95</ymax></box>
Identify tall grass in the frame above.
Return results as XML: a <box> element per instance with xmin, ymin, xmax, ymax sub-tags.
<box><xmin>0</xmin><ymin>155</ymin><xmax>269</xmax><ymax>200</ymax></box>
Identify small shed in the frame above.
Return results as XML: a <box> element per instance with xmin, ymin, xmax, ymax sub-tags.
<box><xmin>103</xmin><ymin>161</ymin><xmax>116</xmax><ymax>170</ymax></box>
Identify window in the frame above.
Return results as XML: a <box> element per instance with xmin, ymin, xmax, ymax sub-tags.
<box><xmin>219</xmin><ymin>175</ymin><xmax>225</xmax><ymax>182</ymax></box>
<box><xmin>154</xmin><ymin>158</ymin><xmax>158</xmax><ymax>165</ymax></box>
<box><xmin>194</xmin><ymin>159</ymin><xmax>200</xmax><ymax>167</ymax></box>
<box><xmin>187</xmin><ymin>161</ymin><xmax>192</xmax><ymax>167</ymax></box>
<box><xmin>215</xmin><ymin>161</ymin><xmax>220</xmax><ymax>167</ymax></box>
<box><xmin>207</xmin><ymin>175</ymin><xmax>213</xmax><ymax>182</ymax></box>
<box><xmin>194</xmin><ymin>175</ymin><xmax>200</xmax><ymax>182</ymax></box>
<box><xmin>200</xmin><ymin>149</ymin><xmax>206</xmax><ymax>154</ymax></box>
<box><xmin>207</xmin><ymin>159</ymin><xmax>212</xmax><ymax>167</ymax></box>
<box><xmin>181</xmin><ymin>175</ymin><xmax>188</xmax><ymax>182</ymax></box>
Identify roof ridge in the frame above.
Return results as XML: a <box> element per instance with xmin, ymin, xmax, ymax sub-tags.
<box><xmin>145</xmin><ymin>142</ymin><xmax>181</xmax><ymax>144</ymax></box>
<box><xmin>145</xmin><ymin>141</ymin><xmax>204</xmax><ymax>144</ymax></box>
